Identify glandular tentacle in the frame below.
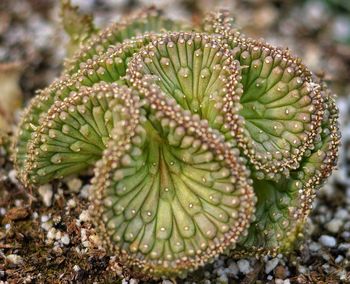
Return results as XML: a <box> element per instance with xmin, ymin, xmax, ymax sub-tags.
<box><xmin>91</xmin><ymin>80</ymin><xmax>255</xmax><ymax>278</ymax></box>
<box><xmin>64</xmin><ymin>6</ymin><xmax>189</xmax><ymax>75</ymax></box>
<box><xmin>224</xmin><ymin>35</ymin><xmax>325</xmax><ymax>179</ymax></box>
<box><xmin>12</xmin><ymin>8</ymin><xmax>186</xmax><ymax>184</ymax></box>
<box><xmin>12</xmin><ymin>33</ymin><xmax>161</xmax><ymax>184</ymax></box>
<box><xmin>22</xmin><ymin>83</ymin><xmax>141</xmax><ymax>186</ymax></box>
<box><xmin>201</xmin><ymin>9</ymin><xmax>240</xmax><ymax>38</ymax></box>
<box><xmin>235</xmin><ymin>80</ymin><xmax>340</xmax><ymax>257</ymax></box>
<box><xmin>127</xmin><ymin>32</ymin><xmax>245</xmax><ymax>150</ymax></box>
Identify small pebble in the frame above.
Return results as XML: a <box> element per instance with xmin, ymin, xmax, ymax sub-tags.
<box><xmin>325</xmin><ymin>219</ymin><xmax>343</xmax><ymax>233</ymax></box>
<box><xmin>335</xmin><ymin>208</ymin><xmax>348</xmax><ymax>220</ymax></box>
<box><xmin>338</xmin><ymin>269</ymin><xmax>347</xmax><ymax>280</ymax></box>
<box><xmin>41</xmin><ymin>221</ymin><xmax>52</xmax><ymax>231</ymax></box>
<box><xmin>61</xmin><ymin>233</ymin><xmax>70</xmax><ymax>245</ymax></box>
<box><xmin>67</xmin><ymin>177</ymin><xmax>82</xmax><ymax>193</ymax></box>
<box><xmin>0</xmin><ymin>207</ymin><xmax>6</xmax><ymax>215</ymax></box>
<box><xmin>79</xmin><ymin>184</ymin><xmax>91</xmax><ymax>199</ymax></box>
<box><xmin>8</xmin><ymin>169</ymin><xmax>18</xmax><ymax>184</ymax></box>
<box><xmin>265</xmin><ymin>258</ymin><xmax>279</xmax><ymax>274</ymax></box>
<box><xmin>55</xmin><ymin>231</ymin><xmax>62</xmax><ymax>240</ymax></box>
<box><xmin>319</xmin><ymin>235</ymin><xmax>337</xmax><ymax>247</ymax></box>
<box><xmin>67</xmin><ymin>199</ymin><xmax>76</xmax><ymax>208</ymax></box>
<box><xmin>47</xmin><ymin>227</ymin><xmax>56</xmax><ymax>240</ymax></box>
<box><xmin>322</xmin><ymin>263</ymin><xmax>330</xmax><ymax>273</ymax></box>
<box><xmin>309</xmin><ymin>241</ymin><xmax>321</xmax><ymax>252</ymax></box>
<box><xmin>237</xmin><ymin>259</ymin><xmax>251</xmax><ymax>274</ymax></box>
<box><xmin>79</xmin><ymin>210</ymin><xmax>90</xmax><ymax>222</ymax></box>
<box><xmin>298</xmin><ymin>265</ymin><xmax>307</xmax><ymax>274</ymax></box>
<box><xmin>339</xmin><ymin>243</ymin><xmax>350</xmax><ymax>250</ymax></box>
<box><xmin>217</xmin><ymin>274</ymin><xmax>228</xmax><ymax>283</ymax></box>
<box><xmin>227</xmin><ymin>261</ymin><xmax>239</xmax><ymax>277</ymax></box>
<box><xmin>335</xmin><ymin>255</ymin><xmax>344</xmax><ymax>263</ymax></box>
<box><xmin>6</xmin><ymin>254</ymin><xmax>23</xmax><ymax>266</ymax></box>
<box><xmin>38</xmin><ymin>184</ymin><xmax>53</xmax><ymax>207</ymax></box>
<box><xmin>41</xmin><ymin>215</ymin><xmax>50</xmax><ymax>223</ymax></box>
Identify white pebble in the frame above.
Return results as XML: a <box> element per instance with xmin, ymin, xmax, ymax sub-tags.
<box><xmin>32</xmin><ymin>212</ymin><xmax>39</xmax><ymax>219</ymax></box>
<box><xmin>325</xmin><ymin>219</ymin><xmax>343</xmax><ymax>233</ymax></box>
<box><xmin>8</xmin><ymin>170</ymin><xmax>18</xmax><ymax>184</ymax></box>
<box><xmin>344</xmin><ymin>221</ymin><xmax>350</xmax><ymax>231</ymax></box>
<box><xmin>37</xmin><ymin>184</ymin><xmax>53</xmax><ymax>207</ymax></box>
<box><xmin>0</xmin><ymin>207</ymin><xmax>6</xmax><ymax>215</ymax></box>
<box><xmin>41</xmin><ymin>215</ymin><xmax>50</xmax><ymax>223</ymax></box>
<box><xmin>79</xmin><ymin>210</ymin><xmax>90</xmax><ymax>222</ymax></box>
<box><xmin>6</xmin><ymin>254</ymin><xmax>23</xmax><ymax>265</ymax></box>
<box><xmin>73</xmin><ymin>264</ymin><xmax>80</xmax><ymax>272</ymax></box>
<box><xmin>339</xmin><ymin>243</ymin><xmax>350</xmax><ymax>250</ymax></box>
<box><xmin>67</xmin><ymin>199</ymin><xmax>77</xmax><ymax>208</ymax></box>
<box><xmin>338</xmin><ymin>269</ymin><xmax>347</xmax><ymax>280</ymax></box>
<box><xmin>79</xmin><ymin>184</ymin><xmax>91</xmax><ymax>199</ymax></box>
<box><xmin>227</xmin><ymin>261</ymin><xmax>239</xmax><ymax>276</ymax></box>
<box><xmin>298</xmin><ymin>265</ymin><xmax>307</xmax><ymax>274</ymax></box>
<box><xmin>41</xmin><ymin>221</ymin><xmax>52</xmax><ymax>231</ymax></box>
<box><xmin>319</xmin><ymin>235</ymin><xmax>337</xmax><ymax>247</ymax></box>
<box><xmin>61</xmin><ymin>233</ymin><xmax>70</xmax><ymax>245</ymax></box>
<box><xmin>89</xmin><ymin>234</ymin><xmax>101</xmax><ymax>247</ymax></box>
<box><xmin>55</xmin><ymin>231</ymin><xmax>62</xmax><ymax>240</ymax></box>
<box><xmin>237</xmin><ymin>259</ymin><xmax>251</xmax><ymax>274</ymax></box>
<box><xmin>47</xmin><ymin>227</ymin><xmax>56</xmax><ymax>240</ymax></box>
<box><xmin>67</xmin><ymin>178</ymin><xmax>82</xmax><ymax>193</ymax></box>
<box><xmin>265</xmin><ymin>258</ymin><xmax>279</xmax><ymax>274</ymax></box>
<box><xmin>322</xmin><ymin>263</ymin><xmax>330</xmax><ymax>273</ymax></box>
<box><xmin>335</xmin><ymin>208</ymin><xmax>349</xmax><ymax>220</ymax></box>
<box><xmin>335</xmin><ymin>255</ymin><xmax>344</xmax><ymax>263</ymax></box>
<box><xmin>81</xmin><ymin>228</ymin><xmax>87</xmax><ymax>242</ymax></box>
<box><xmin>217</xmin><ymin>274</ymin><xmax>228</xmax><ymax>284</ymax></box>
<box><xmin>309</xmin><ymin>241</ymin><xmax>321</xmax><ymax>252</ymax></box>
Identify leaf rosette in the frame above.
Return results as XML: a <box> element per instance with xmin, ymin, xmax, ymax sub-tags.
<box><xmin>11</xmin><ymin>6</ymin><xmax>340</xmax><ymax>279</ymax></box>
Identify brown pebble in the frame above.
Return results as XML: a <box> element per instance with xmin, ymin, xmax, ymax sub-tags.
<box><xmin>3</xmin><ymin>207</ymin><xmax>30</xmax><ymax>223</ymax></box>
<box><xmin>274</xmin><ymin>265</ymin><xmax>286</xmax><ymax>279</ymax></box>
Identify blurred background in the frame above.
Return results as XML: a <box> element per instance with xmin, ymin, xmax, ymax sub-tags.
<box><xmin>0</xmin><ymin>0</ymin><xmax>350</xmax><ymax>282</ymax></box>
<box><xmin>1</xmin><ymin>0</ymin><xmax>349</xmax><ymax>97</ymax></box>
